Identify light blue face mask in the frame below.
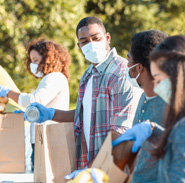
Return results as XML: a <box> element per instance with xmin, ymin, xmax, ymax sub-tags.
<box><xmin>153</xmin><ymin>78</ymin><xmax>172</xmax><ymax>104</ymax></box>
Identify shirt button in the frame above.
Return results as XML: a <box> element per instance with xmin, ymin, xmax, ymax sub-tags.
<box><xmin>139</xmin><ymin>120</ymin><xmax>141</xmax><ymax>122</ymax></box>
<box><xmin>144</xmin><ymin>101</ymin><xmax>147</xmax><ymax>103</ymax></box>
<box><xmin>142</xmin><ymin>110</ymin><xmax>144</xmax><ymax>113</ymax></box>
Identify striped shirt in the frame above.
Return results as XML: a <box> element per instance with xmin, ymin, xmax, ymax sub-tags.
<box><xmin>74</xmin><ymin>48</ymin><xmax>134</xmax><ymax>169</ymax></box>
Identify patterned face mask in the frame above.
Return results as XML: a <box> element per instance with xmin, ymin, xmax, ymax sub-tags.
<box><xmin>153</xmin><ymin>78</ymin><xmax>172</xmax><ymax>104</ymax></box>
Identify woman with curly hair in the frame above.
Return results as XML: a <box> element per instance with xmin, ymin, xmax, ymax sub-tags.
<box><xmin>0</xmin><ymin>38</ymin><xmax>71</xmax><ymax>170</ymax></box>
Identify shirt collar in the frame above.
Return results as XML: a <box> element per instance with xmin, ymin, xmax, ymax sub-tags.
<box><xmin>95</xmin><ymin>47</ymin><xmax>117</xmax><ymax>74</ymax></box>
<box><xmin>81</xmin><ymin>48</ymin><xmax>117</xmax><ymax>83</ymax></box>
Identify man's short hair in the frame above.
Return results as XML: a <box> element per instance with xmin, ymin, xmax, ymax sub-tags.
<box><xmin>76</xmin><ymin>16</ymin><xmax>106</xmax><ymax>38</ymax></box>
<box><xmin>131</xmin><ymin>30</ymin><xmax>168</xmax><ymax>73</ymax></box>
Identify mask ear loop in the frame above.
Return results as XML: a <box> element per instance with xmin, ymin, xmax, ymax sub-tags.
<box><xmin>135</xmin><ymin>73</ymin><xmax>140</xmax><ymax>79</ymax></box>
<box><xmin>128</xmin><ymin>63</ymin><xmax>139</xmax><ymax>69</ymax></box>
<box><xmin>136</xmin><ymin>63</ymin><xmax>144</xmax><ymax>80</ymax></box>
<box><xmin>128</xmin><ymin>63</ymin><xmax>140</xmax><ymax>79</ymax></box>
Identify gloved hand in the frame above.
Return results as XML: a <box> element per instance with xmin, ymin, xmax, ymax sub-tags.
<box><xmin>14</xmin><ymin>109</ymin><xmax>27</xmax><ymax>119</ymax></box>
<box><xmin>112</xmin><ymin>121</ymin><xmax>153</xmax><ymax>153</ymax></box>
<box><xmin>65</xmin><ymin>166</ymin><xmax>88</xmax><ymax>180</ymax></box>
<box><xmin>30</xmin><ymin>102</ymin><xmax>55</xmax><ymax>123</ymax></box>
<box><xmin>0</xmin><ymin>85</ymin><xmax>10</xmax><ymax>97</ymax></box>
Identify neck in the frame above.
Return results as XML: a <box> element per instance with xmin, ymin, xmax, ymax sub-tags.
<box><xmin>140</xmin><ymin>75</ymin><xmax>156</xmax><ymax>97</ymax></box>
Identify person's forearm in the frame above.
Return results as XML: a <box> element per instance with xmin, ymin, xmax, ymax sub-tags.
<box><xmin>7</xmin><ymin>90</ymin><xmax>20</xmax><ymax>103</ymax></box>
<box><xmin>52</xmin><ymin>109</ymin><xmax>75</xmax><ymax>123</ymax></box>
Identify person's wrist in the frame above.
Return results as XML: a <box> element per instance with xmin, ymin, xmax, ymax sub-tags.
<box><xmin>48</xmin><ymin>108</ymin><xmax>55</xmax><ymax>120</ymax></box>
<box><xmin>5</xmin><ymin>88</ymin><xmax>10</xmax><ymax>97</ymax></box>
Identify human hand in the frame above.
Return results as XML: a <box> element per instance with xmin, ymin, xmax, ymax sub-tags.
<box><xmin>0</xmin><ymin>85</ymin><xmax>10</xmax><ymax>97</ymax></box>
<box><xmin>65</xmin><ymin>166</ymin><xmax>88</xmax><ymax>180</ymax></box>
<box><xmin>30</xmin><ymin>102</ymin><xmax>55</xmax><ymax>123</ymax></box>
<box><xmin>14</xmin><ymin>110</ymin><xmax>28</xmax><ymax>121</ymax></box>
<box><xmin>112</xmin><ymin>121</ymin><xmax>153</xmax><ymax>153</ymax></box>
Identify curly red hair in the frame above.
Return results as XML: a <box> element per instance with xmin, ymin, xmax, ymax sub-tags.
<box><xmin>26</xmin><ymin>38</ymin><xmax>71</xmax><ymax>81</ymax></box>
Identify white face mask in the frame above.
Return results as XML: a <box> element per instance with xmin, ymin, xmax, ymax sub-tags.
<box><xmin>126</xmin><ymin>63</ymin><xmax>140</xmax><ymax>88</ymax></box>
<box><xmin>81</xmin><ymin>42</ymin><xmax>108</xmax><ymax>64</ymax></box>
<box><xmin>30</xmin><ymin>63</ymin><xmax>43</xmax><ymax>78</ymax></box>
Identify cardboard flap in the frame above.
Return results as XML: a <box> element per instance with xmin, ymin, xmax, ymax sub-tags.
<box><xmin>92</xmin><ymin>131</ymin><xmax>128</xmax><ymax>183</ymax></box>
<box><xmin>91</xmin><ymin>132</ymin><xmax>112</xmax><ymax>168</ymax></box>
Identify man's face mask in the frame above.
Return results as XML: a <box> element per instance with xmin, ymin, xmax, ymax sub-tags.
<box><xmin>81</xmin><ymin>41</ymin><xmax>108</xmax><ymax>64</ymax></box>
<box><xmin>153</xmin><ymin>78</ymin><xmax>171</xmax><ymax>104</ymax></box>
<box><xmin>126</xmin><ymin>63</ymin><xmax>140</xmax><ymax>88</ymax></box>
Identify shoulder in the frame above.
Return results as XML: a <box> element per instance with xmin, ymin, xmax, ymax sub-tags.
<box><xmin>169</xmin><ymin>117</ymin><xmax>185</xmax><ymax>142</ymax></box>
<box><xmin>105</xmin><ymin>54</ymin><xmax>128</xmax><ymax>79</ymax></box>
<box><xmin>41</xmin><ymin>72</ymin><xmax>68</xmax><ymax>84</ymax></box>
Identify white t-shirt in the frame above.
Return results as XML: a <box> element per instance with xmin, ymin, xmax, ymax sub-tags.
<box><xmin>18</xmin><ymin>72</ymin><xmax>69</xmax><ymax>143</ymax></box>
<box><xmin>82</xmin><ymin>75</ymin><xmax>93</xmax><ymax>154</ymax></box>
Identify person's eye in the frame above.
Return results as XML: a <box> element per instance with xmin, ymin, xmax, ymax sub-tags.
<box><xmin>153</xmin><ymin>80</ymin><xmax>160</xmax><ymax>85</ymax></box>
<box><xmin>93</xmin><ymin>37</ymin><xmax>100</xmax><ymax>41</ymax></box>
<box><xmin>82</xmin><ymin>40</ymin><xmax>88</xmax><ymax>44</ymax></box>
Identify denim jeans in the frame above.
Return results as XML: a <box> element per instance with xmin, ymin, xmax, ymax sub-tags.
<box><xmin>31</xmin><ymin>143</ymin><xmax>35</xmax><ymax>171</ymax></box>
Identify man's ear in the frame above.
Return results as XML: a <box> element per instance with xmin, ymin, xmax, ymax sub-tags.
<box><xmin>138</xmin><ymin>63</ymin><xmax>144</xmax><ymax>73</ymax></box>
<box><xmin>77</xmin><ymin>42</ymin><xmax>80</xmax><ymax>49</ymax></box>
<box><xmin>106</xmin><ymin>32</ymin><xmax>111</xmax><ymax>44</ymax></box>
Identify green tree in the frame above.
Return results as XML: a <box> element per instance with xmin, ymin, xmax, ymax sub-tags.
<box><xmin>85</xmin><ymin>0</ymin><xmax>185</xmax><ymax>57</ymax></box>
<box><xmin>0</xmin><ymin>0</ymin><xmax>88</xmax><ymax>105</ymax></box>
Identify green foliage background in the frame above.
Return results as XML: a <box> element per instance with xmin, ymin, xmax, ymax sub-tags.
<box><xmin>0</xmin><ymin>0</ymin><xmax>184</xmax><ymax>108</ymax></box>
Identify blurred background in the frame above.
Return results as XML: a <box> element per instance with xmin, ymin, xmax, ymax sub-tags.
<box><xmin>0</xmin><ymin>0</ymin><xmax>184</xmax><ymax>109</ymax></box>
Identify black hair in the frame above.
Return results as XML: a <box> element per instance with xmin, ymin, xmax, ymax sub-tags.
<box><xmin>76</xmin><ymin>16</ymin><xmax>106</xmax><ymax>38</ymax></box>
<box><xmin>130</xmin><ymin>30</ymin><xmax>168</xmax><ymax>73</ymax></box>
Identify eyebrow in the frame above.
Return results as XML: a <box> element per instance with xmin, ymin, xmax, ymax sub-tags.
<box><xmin>79</xmin><ymin>33</ymin><xmax>101</xmax><ymax>41</ymax></box>
<box><xmin>152</xmin><ymin>73</ymin><xmax>161</xmax><ymax>77</ymax></box>
<box><xmin>31</xmin><ymin>57</ymin><xmax>39</xmax><ymax>60</ymax></box>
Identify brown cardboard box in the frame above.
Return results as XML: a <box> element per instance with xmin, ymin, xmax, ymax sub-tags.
<box><xmin>0</xmin><ymin>113</ymin><xmax>25</xmax><ymax>173</ymax></box>
<box><xmin>91</xmin><ymin>130</ymin><xmax>137</xmax><ymax>183</ymax></box>
<box><xmin>34</xmin><ymin>123</ymin><xmax>76</xmax><ymax>183</ymax></box>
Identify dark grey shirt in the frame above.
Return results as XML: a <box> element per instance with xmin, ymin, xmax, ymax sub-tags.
<box><xmin>131</xmin><ymin>93</ymin><xmax>166</xmax><ymax>183</ymax></box>
<box><xmin>154</xmin><ymin>117</ymin><xmax>185</xmax><ymax>183</ymax></box>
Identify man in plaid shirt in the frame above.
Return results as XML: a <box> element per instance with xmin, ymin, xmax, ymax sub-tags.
<box><xmin>27</xmin><ymin>16</ymin><xmax>134</xmax><ymax>170</ymax></box>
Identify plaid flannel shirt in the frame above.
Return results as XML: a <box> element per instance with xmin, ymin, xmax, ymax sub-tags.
<box><xmin>74</xmin><ymin>48</ymin><xmax>134</xmax><ymax>169</ymax></box>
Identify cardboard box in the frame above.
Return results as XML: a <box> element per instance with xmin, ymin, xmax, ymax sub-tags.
<box><xmin>91</xmin><ymin>130</ymin><xmax>137</xmax><ymax>183</ymax></box>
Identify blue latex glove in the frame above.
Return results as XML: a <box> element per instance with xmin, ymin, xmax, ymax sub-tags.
<box><xmin>65</xmin><ymin>166</ymin><xmax>88</xmax><ymax>180</ymax></box>
<box><xmin>14</xmin><ymin>110</ymin><xmax>30</xmax><ymax>121</ymax></box>
<box><xmin>0</xmin><ymin>85</ymin><xmax>10</xmax><ymax>97</ymax></box>
<box><xmin>30</xmin><ymin>102</ymin><xmax>55</xmax><ymax>123</ymax></box>
<box><xmin>112</xmin><ymin>121</ymin><xmax>153</xmax><ymax>153</ymax></box>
